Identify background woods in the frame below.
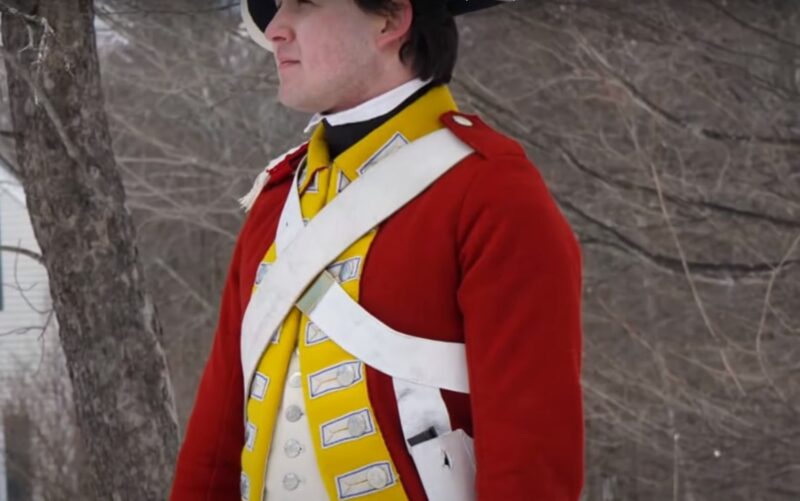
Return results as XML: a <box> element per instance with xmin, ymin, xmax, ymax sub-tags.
<box><xmin>0</xmin><ymin>0</ymin><xmax>797</xmax><ymax>500</ymax></box>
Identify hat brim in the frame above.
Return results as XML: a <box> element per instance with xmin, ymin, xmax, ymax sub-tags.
<box><xmin>242</xmin><ymin>0</ymin><xmax>514</xmax><ymax>51</ymax></box>
<box><xmin>241</xmin><ymin>0</ymin><xmax>276</xmax><ymax>50</ymax></box>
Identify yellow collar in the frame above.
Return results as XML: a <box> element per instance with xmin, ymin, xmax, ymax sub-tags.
<box><xmin>301</xmin><ymin>85</ymin><xmax>459</xmax><ymax>193</ymax></box>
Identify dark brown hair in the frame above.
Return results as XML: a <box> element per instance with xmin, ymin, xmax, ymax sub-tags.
<box><xmin>354</xmin><ymin>0</ymin><xmax>459</xmax><ymax>85</ymax></box>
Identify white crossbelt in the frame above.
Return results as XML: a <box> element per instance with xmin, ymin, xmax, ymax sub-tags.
<box><xmin>242</xmin><ymin>127</ymin><xmax>477</xmax><ymax>501</ymax></box>
<box><xmin>295</xmin><ymin>271</ymin><xmax>469</xmax><ymax>393</ymax></box>
<box><xmin>240</xmin><ymin>128</ymin><xmax>473</xmax><ymax>398</ymax></box>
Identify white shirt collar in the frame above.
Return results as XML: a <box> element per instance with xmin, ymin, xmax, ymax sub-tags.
<box><xmin>303</xmin><ymin>78</ymin><xmax>432</xmax><ymax>134</ymax></box>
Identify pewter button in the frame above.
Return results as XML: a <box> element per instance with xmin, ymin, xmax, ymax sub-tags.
<box><xmin>336</xmin><ymin>365</ymin><xmax>356</xmax><ymax>386</ymax></box>
<box><xmin>283</xmin><ymin>473</ymin><xmax>301</xmax><ymax>491</ymax></box>
<box><xmin>347</xmin><ymin>414</ymin><xmax>367</xmax><ymax>437</ymax></box>
<box><xmin>285</xmin><ymin>405</ymin><xmax>304</xmax><ymax>422</ymax></box>
<box><xmin>453</xmin><ymin>115</ymin><xmax>473</xmax><ymax>127</ymax></box>
<box><xmin>284</xmin><ymin>439</ymin><xmax>303</xmax><ymax>458</ymax></box>
<box><xmin>288</xmin><ymin>372</ymin><xmax>302</xmax><ymax>388</ymax></box>
<box><xmin>366</xmin><ymin>467</ymin><xmax>389</xmax><ymax>489</ymax></box>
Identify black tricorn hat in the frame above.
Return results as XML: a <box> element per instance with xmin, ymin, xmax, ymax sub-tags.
<box><xmin>242</xmin><ymin>0</ymin><xmax>516</xmax><ymax>50</ymax></box>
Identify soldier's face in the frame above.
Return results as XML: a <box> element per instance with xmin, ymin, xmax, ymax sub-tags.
<box><xmin>265</xmin><ymin>0</ymin><xmax>386</xmax><ymax>114</ymax></box>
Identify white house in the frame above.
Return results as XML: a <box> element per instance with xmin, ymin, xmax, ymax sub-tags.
<box><xmin>0</xmin><ymin>164</ymin><xmax>54</xmax><ymax>501</ymax></box>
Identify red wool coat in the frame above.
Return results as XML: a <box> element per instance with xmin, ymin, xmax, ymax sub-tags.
<box><xmin>171</xmin><ymin>111</ymin><xmax>584</xmax><ymax>500</ymax></box>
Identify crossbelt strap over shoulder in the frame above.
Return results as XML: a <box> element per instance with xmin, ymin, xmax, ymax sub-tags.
<box><xmin>240</xmin><ymin>127</ymin><xmax>474</xmax><ymax>400</ymax></box>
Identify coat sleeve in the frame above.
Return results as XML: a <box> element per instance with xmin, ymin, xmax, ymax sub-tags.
<box><xmin>169</xmin><ymin>156</ymin><xmax>296</xmax><ymax>501</ymax></box>
<box><xmin>170</xmin><ymin>232</ymin><xmax>247</xmax><ymax>501</ymax></box>
<box><xmin>456</xmin><ymin>155</ymin><xmax>584</xmax><ymax>500</ymax></box>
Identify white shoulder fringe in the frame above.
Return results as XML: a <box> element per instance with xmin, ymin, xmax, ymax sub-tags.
<box><xmin>239</xmin><ymin>144</ymin><xmax>306</xmax><ymax>213</ymax></box>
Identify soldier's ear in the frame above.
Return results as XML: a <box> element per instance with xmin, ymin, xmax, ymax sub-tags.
<box><xmin>375</xmin><ymin>0</ymin><xmax>413</xmax><ymax>50</ymax></box>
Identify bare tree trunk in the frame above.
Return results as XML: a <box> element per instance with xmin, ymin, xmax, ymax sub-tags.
<box><xmin>1</xmin><ymin>0</ymin><xmax>179</xmax><ymax>499</ymax></box>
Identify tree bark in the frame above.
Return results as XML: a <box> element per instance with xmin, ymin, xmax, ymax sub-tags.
<box><xmin>1</xmin><ymin>1</ymin><xmax>179</xmax><ymax>499</ymax></box>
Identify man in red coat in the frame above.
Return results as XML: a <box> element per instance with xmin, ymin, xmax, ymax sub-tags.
<box><xmin>171</xmin><ymin>1</ymin><xmax>583</xmax><ymax>500</ymax></box>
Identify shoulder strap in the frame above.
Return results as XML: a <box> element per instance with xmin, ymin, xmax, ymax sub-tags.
<box><xmin>239</xmin><ymin>143</ymin><xmax>307</xmax><ymax>212</ymax></box>
<box><xmin>240</xmin><ymin>128</ymin><xmax>474</xmax><ymax>397</ymax></box>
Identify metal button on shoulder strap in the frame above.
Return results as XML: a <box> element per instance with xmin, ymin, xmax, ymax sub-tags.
<box><xmin>453</xmin><ymin>115</ymin><xmax>473</xmax><ymax>127</ymax></box>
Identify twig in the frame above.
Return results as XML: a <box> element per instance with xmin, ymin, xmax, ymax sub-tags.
<box><xmin>754</xmin><ymin>232</ymin><xmax>800</xmax><ymax>404</ymax></box>
<box><xmin>645</xmin><ymin>138</ymin><xmax>747</xmax><ymax>396</ymax></box>
<box><xmin>0</xmin><ymin>244</ymin><xmax>44</xmax><ymax>264</ymax></box>
<box><xmin>153</xmin><ymin>258</ymin><xmax>213</xmax><ymax>312</ymax></box>
<box><xmin>575</xmin><ymin>34</ymin><xmax>800</xmax><ymax>149</ymax></box>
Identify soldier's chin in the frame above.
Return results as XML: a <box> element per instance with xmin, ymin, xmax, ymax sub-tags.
<box><xmin>277</xmin><ymin>87</ymin><xmax>327</xmax><ymax>115</ymax></box>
